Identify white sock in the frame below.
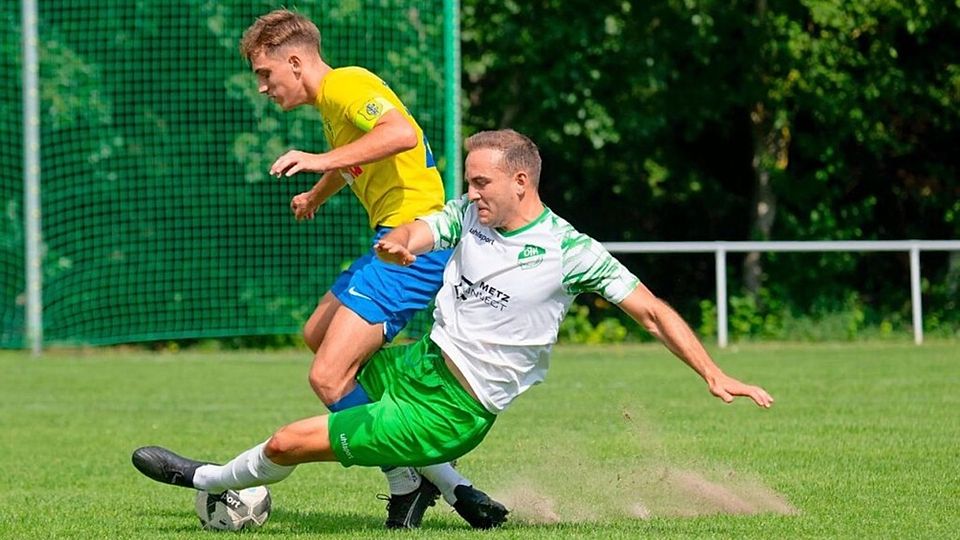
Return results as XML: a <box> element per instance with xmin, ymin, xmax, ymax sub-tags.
<box><xmin>419</xmin><ymin>463</ymin><xmax>470</xmax><ymax>505</ymax></box>
<box><xmin>383</xmin><ymin>466</ymin><xmax>422</xmax><ymax>495</ymax></box>
<box><xmin>193</xmin><ymin>442</ymin><xmax>295</xmax><ymax>493</ymax></box>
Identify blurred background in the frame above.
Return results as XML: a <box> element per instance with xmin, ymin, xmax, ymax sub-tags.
<box><xmin>1</xmin><ymin>0</ymin><xmax>957</xmax><ymax>350</ymax></box>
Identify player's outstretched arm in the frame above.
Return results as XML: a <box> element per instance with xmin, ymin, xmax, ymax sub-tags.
<box><xmin>374</xmin><ymin>220</ymin><xmax>435</xmax><ymax>266</ymax></box>
<box><xmin>617</xmin><ymin>284</ymin><xmax>774</xmax><ymax>408</ymax></box>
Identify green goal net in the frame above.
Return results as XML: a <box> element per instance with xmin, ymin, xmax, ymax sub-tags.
<box><xmin>0</xmin><ymin>1</ymin><xmax>459</xmax><ymax>348</ymax></box>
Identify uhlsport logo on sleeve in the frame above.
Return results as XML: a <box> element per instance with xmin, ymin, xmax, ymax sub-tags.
<box><xmin>518</xmin><ymin>244</ymin><xmax>546</xmax><ymax>269</ymax></box>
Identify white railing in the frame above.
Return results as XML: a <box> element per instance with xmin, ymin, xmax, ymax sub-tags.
<box><xmin>603</xmin><ymin>240</ymin><xmax>960</xmax><ymax>347</ymax></box>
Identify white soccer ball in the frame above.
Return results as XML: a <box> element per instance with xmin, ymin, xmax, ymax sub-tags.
<box><xmin>194</xmin><ymin>486</ymin><xmax>272</xmax><ymax>531</ymax></box>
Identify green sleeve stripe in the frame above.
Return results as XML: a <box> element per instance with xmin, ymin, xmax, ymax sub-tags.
<box><xmin>429</xmin><ymin>195</ymin><xmax>468</xmax><ymax>249</ymax></box>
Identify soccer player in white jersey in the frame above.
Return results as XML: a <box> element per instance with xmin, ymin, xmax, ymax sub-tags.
<box><xmin>132</xmin><ymin>129</ymin><xmax>773</xmax><ymax>525</ymax></box>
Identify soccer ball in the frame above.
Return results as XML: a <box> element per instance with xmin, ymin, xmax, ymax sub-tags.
<box><xmin>194</xmin><ymin>486</ymin><xmax>271</xmax><ymax>531</ymax></box>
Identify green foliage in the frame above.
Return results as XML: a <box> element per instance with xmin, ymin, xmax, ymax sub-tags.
<box><xmin>922</xmin><ymin>252</ymin><xmax>960</xmax><ymax>338</ymax></box>
<box><xmin>695</xmin><ymin>286</ymin><xmax>923</xmax><ymax>342</ymax></box>
<box><xmin>142</xmin><ymin>332</ymin><xmax>305</xmax><ymax>352</ymax></box>
<box><xmin>558</xmin><ymin>303</ymin><xmax>629</xmax><ymax>344</ymax></box>
<box><xmin>462</xmin><ymin>0</ymin><xmax>960</xmax><ymax>339</ymax></box>
<box><xmin>727</xmin><ymin>290</ymin><xmax>786</xmax><ymax>340</ymax></box>
<box><xmin>564</xmin><ymin>276</ymin><xmax>957</xmax><ymax>344</ymax></box>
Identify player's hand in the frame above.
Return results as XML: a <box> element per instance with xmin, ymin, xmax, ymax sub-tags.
<box><xmin>707</xmin><ymin>374</ymin><xmax>774</xmax><ymax>408</ymax></box>
<box><xmin>290</xmin><ymin>192</ymin><xmax>320</xmax><ymax>220</ymax></box>
<box><xmin>270</xmin><ymin>150</ymin><xmax>325</xmax><ymax>177</ymax></box>
<box><xmin>374</xmin><ymin>239</ymin><xmax>416</xmax><ymax>266</ymax></box>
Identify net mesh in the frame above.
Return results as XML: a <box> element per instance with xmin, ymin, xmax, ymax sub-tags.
<box><xmin>0</xmin><ymin>1</ymin><xmax>453</xmax><ymax>347</ymax></box>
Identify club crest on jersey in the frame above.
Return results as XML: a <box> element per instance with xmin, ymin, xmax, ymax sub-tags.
<box><xmin>518</xmin><ymin>244</ymin><xmax>546</xmax><ymax>269</ymax></box>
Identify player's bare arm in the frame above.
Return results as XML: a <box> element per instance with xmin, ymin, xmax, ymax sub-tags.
<box><xmin>290</xmin><ymin>170</ymin><xmax>346</xmax><ymax>221</ymax></box>
<box><xmin>617</xmin><ymin>284</ymin><xmax>774</xmax><ymax>408</ymax></box>
<box><xmin>374</xmin><ymin>220</ymin><xmax>436</xmax><ymax>266</ymax></box>
<box><xmin>270</xmin><ymin>109</ymin><xmax>417</xmax><ymax>177</ymax></box>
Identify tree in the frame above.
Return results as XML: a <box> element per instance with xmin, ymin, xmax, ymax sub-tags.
<box><xmin>461</xmin><ymin>0</ymin><xmax>960</xmax><ymax>334</ymax></box>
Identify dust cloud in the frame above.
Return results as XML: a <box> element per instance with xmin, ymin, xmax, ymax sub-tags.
<box><xmin>479</xmin><ymin>408</ymin><xmax>797</xmax><ymax>524</ymax></box>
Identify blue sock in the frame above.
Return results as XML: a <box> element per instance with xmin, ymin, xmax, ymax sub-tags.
<box><xmin>326</xmin><ymin>383</ymin><xmax>371</xmax><ymax>412</ymax></box>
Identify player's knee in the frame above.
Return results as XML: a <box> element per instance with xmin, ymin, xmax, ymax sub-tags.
<box><xmin>307</xmin><ymin>366</ymin><xmax>351</xmax><ymax>405</ymax></box>
<box><xmin>264</xmin><ymin>431</ymin><xmax>294</xmax><ymax>462</ymax></box>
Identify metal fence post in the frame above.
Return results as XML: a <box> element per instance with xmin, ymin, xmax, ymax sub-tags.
<box><xmin>716</xmin><ymin>244</ymin><xmax>728</xmax><ymax>348</ymax></box>
<box><xmin>910</xmin><ymin>245</ymin><xmax>923</xmax><ymax>345</ymax></box>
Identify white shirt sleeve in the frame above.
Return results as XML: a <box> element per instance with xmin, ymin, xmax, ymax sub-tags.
<box><xmin>560</xmin><ymin>231</ymin><xmax>639</xmax><ymax>303</ymax></box>
<box><xmin>418</xmin><ymin>195</ymin><xmax>470</xmax><ymax>251</ymax></box>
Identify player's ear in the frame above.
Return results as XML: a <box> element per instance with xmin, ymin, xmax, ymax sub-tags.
<box><xmin>289</xmin><ymin>55</ymin><xmax>302</xmax><ymax>77</ymax></box>
<box><xmin>514</xmin><ymin>171</ymin><xmax>528</xmax><ymax>196</ymax></box>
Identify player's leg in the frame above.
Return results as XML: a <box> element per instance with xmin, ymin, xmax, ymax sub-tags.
<box><xmin>306</xmin><ymin>241</ymin><xmax>441</xmax><ymax>526</ymax></box>
<box><xmin>302</xmin><ymin>275</ymin><xmax>446</xmax><ymax>529</ymax></box>
<box><xmin>191</xmin><ymin>416</ymin><xmax>336</xmax><ymax>493</ymax></box>
<box><xmin>307</xmin><ymin>304</ymin><xmax>384</xmax><ymax>407</ymax></box>
<box><xmin>302</xmin><ymin>236</ymin><xmax>377</xmax><ymax>357</ymax></box>
<box><xmin>131</xmin><ymin>415</ymin><xmax>336</xmax><ymax>493</ymax></box>
<box><xmin>304</xmin><ymin>302</ymin><xmax>444</xmax><ymax>527</ymax></box>
<box><xmin>302</xmin><ymin>291</ymin><xmax>340</xmax><ymax>353</ymax></box>
<box><xmin>304</xmin><ymin>242</ymin><xmax>390</xmax><ymax>409</ymax></box>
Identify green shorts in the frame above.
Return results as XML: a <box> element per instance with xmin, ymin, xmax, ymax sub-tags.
<box><xmin>327</xmin><ymin>335</ymin><xmax>496</xmax><ymax>468</ymax></box>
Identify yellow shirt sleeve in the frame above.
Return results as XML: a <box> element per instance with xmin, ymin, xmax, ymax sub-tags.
<box><xmin>351</xmin><ymin>97</ymin><xmax>396</xmax><ymax>132</ymax></box>
<box><xmin>322</xmin><ymin>70</ymin><xmax>397</xmax><ymax>132</ymax></box>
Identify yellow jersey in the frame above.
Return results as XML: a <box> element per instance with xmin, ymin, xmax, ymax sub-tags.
<box><xmin>315</xmin><ymin>67</ymin><xmax>444</xmax><ymax>229</ymax></box>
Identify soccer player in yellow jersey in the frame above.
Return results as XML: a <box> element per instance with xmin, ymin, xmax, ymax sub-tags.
<box><xmin>238</xmin><ymin>9</ymin><xmax>506</xmax><ymax>529</ymax></box>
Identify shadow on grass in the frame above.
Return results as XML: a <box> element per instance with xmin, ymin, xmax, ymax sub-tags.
<box><xmin>266</xmin><ymin>508</ymin><xmax>590</xmax><ymax>534</ymax></box>
<box><xmin>142</xmin><ymin>507</ymin><xmax>475</xmax><ymax>534</ymax></box>
<box><xmin>132</xmin><ymin>500</ymin><xmax>661</xmax><ymax>536</ymax></box>
<box><xmin>264</xmin><ymin>507</ymin><xmax>394</xmax><ymax>533</ymax></box>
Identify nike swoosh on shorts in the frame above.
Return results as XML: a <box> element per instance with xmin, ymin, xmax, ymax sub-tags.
<box><xmin>348</xmin><ymin>286</ymin><xmax>374</xmax><ymax>301</ymax></box>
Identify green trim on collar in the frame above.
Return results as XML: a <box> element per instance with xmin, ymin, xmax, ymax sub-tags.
<box><xmin>498</xmin><ymin>206</ymin><xmax>550</xmax><ymax>237</ymax></box>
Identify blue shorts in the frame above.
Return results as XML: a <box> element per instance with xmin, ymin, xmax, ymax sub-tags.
<box><xmin>331</xmin><ymin>227</ymin><xmax>451</xmax><ymax>342</ymax></box>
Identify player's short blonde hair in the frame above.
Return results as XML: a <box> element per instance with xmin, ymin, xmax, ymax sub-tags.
<box><xmin>465</xmin><ymin>129</ymin><xmax>542</xmax><ymax>187</ymax></box>
<box><xmin>240</xmin><ymin>9</ymin><xmax>321</xmax><ymax>61</ymax></box>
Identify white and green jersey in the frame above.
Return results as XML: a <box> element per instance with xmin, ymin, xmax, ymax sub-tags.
<box><xmin>419</xmin><ymin>195</ymin><xmax>640</xmax><ymax>414</ymax></box>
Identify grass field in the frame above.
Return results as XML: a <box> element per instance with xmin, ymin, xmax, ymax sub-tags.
<box><xmin>1</xmin><ymin>341</ymin><xmax>957</xmax><ymax>539</ymax></box>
